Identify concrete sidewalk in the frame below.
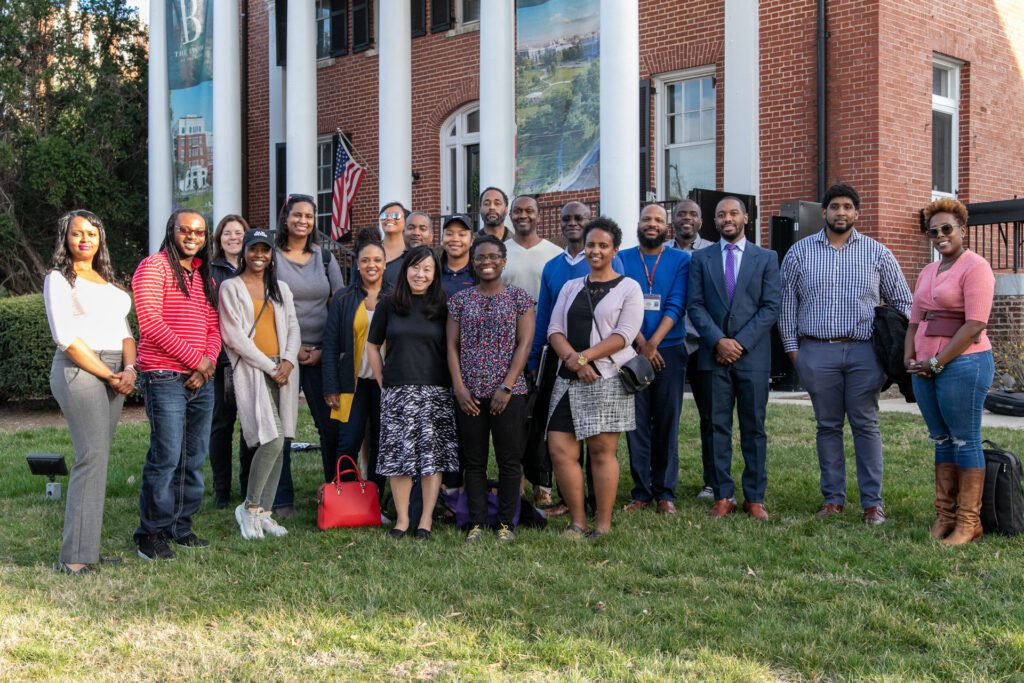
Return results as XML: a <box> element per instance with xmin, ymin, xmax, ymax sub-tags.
<box><xmin>765</xmin><ymin>391</ymin><xmax>1024</xmax><ymax>431</ymax></box>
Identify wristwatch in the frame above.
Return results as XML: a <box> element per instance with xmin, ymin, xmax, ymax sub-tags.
<box><xmin>928</xmin><ymin>356</ymin><xmax>945</xmax><ymax>375</ymax></box>
<box><xmin>500</xmin><ymin>383</ymin><xmax>513</xmax><ymax>394</ymax></box>
<box><xmin>576</xmin><ymin>354</ymin><xmax>590</xmax><ymax>367</ymax></box>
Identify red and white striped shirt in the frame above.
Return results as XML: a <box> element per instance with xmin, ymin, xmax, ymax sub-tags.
<box><xmin>132</xmin><ymin>251</ymin><xmax>221</xmax><ymax>373</ymax></box>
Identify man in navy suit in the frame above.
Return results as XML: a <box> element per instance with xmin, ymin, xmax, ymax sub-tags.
<box><xmin>686</xmin><ymin>197</ymin><xmax>781</xmax><ymax>520</ymax></box>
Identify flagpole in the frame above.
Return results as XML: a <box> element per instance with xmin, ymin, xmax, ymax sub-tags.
<box><xmin>335</xmin><ymin>127</ymin><xmax>379</xmax><ymax>183</ymax></box>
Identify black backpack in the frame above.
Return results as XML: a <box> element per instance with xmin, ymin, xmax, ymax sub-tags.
<box><xmin>981</xmin><ymin>440</ymin><xmax>1024</xmax><ymax>536</ymax></box>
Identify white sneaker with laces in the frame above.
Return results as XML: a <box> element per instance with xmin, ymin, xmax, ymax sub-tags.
<box><xmin>259</xmin><ymin>510</ymin><xmax>288</xmax><ymax>537</ymax></box>
<box><xmin>235</xmin><ymin>504</ymin><xmax>264</xmax><ymax>540</ymax></box>
<box><xmin>696</xmin><ymin>486</ymin><xmax>714</xmax><ymax>501</ymax></box>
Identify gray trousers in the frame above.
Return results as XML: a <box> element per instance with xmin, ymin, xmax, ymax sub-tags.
<box><xmin>795</xmin><ymin>339</ymin><xmax>887</xmax><ymax>509</ymax></box>
<box><xmin>49</xmin><ymin>350</ymin><xmax>125</xmax><ymax>564</ymax></box>
<box><xmin>245</xmin><ymin>377</ymin><xmax>284</xmax><ymax>511</ymax></box>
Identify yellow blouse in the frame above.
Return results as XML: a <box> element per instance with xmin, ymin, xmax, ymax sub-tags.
<box><xmin>252</xmin><ymin>300</ymin><xmax>279</xmax><ymax>357</ymax></box>
<box><xmin>330</xmin><ymin>301</ymin><xmax>368</xmax><ymax>422</ymax></box>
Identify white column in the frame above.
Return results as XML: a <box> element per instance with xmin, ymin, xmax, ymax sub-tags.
<box><xmin>378</xmin><ymin>1</ymin><xmax>412</xmax><ymax>208</ymax></box>
<box><xmin>724</xmin><ymin>0</ymin><xmax>760</xmax><ymax>202</ymax></box>
<box><xmin>147</xmin><ymin>0</ymin><xmax>172</xmax><ymax>253</ymax></box>
<box><xmin>286</xmin><ymin>0</ymin><xmax>317</xmax><ymax>197</ymax></box>
<box><xmin>213</xmin><ymin>0</ymin><xmax>242</xmax><ymax>221</ymax></box>
<box><xmin>267</xmin><ymin>0</ymin><xmax>285</xmax><ymax>227</ymax></box>
<box><xmin>599</xmin><ymin>0</ymin><xmax>640</xmax><ymax>247</ymax></box>
<box><xmin>479</xmin><ymin>0</ymin><xmax>515</xmax><ymax>197</ymax></box>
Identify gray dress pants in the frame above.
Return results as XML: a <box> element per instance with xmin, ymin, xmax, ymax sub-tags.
<box><xmin>49</xmin><ymin>350</ymin><xmax>125</xmax><ymax>564</ymax></box>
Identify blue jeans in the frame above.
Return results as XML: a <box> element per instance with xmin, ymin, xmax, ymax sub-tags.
<box><xmin>136</xmin><ymin>371</ymin><xmax>215</xmax><ymax>540</ymax></box>
<box><xmin>626</xmin><ymin>343</ymin><xmax>686</xmax><ymax>502</ymax></box>
<box><xmin>912</xmin><ymin>351</ymin><xmax>994</xmax><ymax>469</ymax></box>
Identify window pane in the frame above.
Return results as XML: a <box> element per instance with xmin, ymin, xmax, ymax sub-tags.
<box><xmin>465</xmin><ymin>144</ymin><xmax>480</xmax><ymax>214</ymax></box>
<box><xmin>932</xmin><ymin>110</ymin><xmax>953</xmax><ymax>193</ymax></box>
<box><xmin>700</xmin><ymin>76</ymin><xmax>714</xmax><ymax>109</ymax></box>
<box><xmin>684</xmin><ymin>79</ymin><xmax>700</xmax><ymax>112</ymax></box>
<box><xmin>463</xmin><ymin>0</ymin><xmax>480</xmax><ymax>22</ymax></box>
<box><xmin>466</xmin><ymin>109</ymin><xmax>479</xmax><ymax>134</ymax></box>
<box><xmin>664</xmin><ymin>143</ymin><xmax>715</xmax><ymax>200</ymax></box>
<box><xmin>667</xmin><ymin>114</ymin><xmax>680</xmax><ymax>145</ymax></box>
<box><xmin>700</xmin><ymin>109</ymin><xmax>714</xmax><ymax>141</ymax></box>
<box><xmin>316</xmin><ymin>2</ymin><xmax>330</xmax><ymax>59</ymax></box>
<box><xmin>933</xmin><ymin>66</ymin><xmax>948</xmax><ymax>98</ymax></box>
<box><xmin>683</xmin><ymin>111</ymin><xmax>700</xmax><ymax>142</ymax></box>
<box><xmin>449</xmin><ymin>147</ymin><xmax>458</xmax><ymax>212</ymax></box>
<box><xmin>667</xmin><ymin>83</ymin><xmax>679</xmax><ymax>115</ymax></box>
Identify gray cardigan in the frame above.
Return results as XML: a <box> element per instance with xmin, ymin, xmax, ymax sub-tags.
<box><xmin>219</xmin><ymin>277</ymin><xmax>301</xmax><ymax>446</ymax></box>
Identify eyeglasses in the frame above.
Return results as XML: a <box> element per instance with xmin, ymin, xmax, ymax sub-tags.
<box><xmin>925</xmin><ymin>223</ymin><xmax>958</xmax><ymax>238</ymax></box>
<box><xmin>473</xmin><ymin>253</ymin><xmax>504</xmax><ymax>263</ymax></box>
<box><xmin>176</xmin><ymin>226</ymin><xmax>207</xmax><ymax>237</ymax></box>
<box><xmin>379</xmin><ymin>211</ymin><xmax>403</xmax><ymax>221</ymax></box>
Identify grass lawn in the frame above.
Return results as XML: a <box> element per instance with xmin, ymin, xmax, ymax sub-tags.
<box><xmin>1</xmin><ymin>400</ymin><xmax>1023</xmax><ymax>681</ymax></box>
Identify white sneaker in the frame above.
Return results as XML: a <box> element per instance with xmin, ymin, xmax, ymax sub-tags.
<box><xmin>259</xmin><ymin>510</ymin><xmax>288</xmax><ymax>537</ymax></box>
<box><xmin>235</xmin><ymin>504</ymin><xmax>264</xmax><ymax>540</ymax></box>
<box><xmin>696</xmin><ymin>486</ymin><xmax>714</xmax><ymax>501</ymax></box>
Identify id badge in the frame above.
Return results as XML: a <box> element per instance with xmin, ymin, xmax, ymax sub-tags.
<box><xmin>643</xmin><ymin>294</ymin><xmax>662</xmax><ymax>311</ymax></box>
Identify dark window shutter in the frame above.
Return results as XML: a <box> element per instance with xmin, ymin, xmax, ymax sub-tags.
<box><xmin>639</xmin><ymin>79</ymin><xmax>651</xmax><ymax>199</ymax></box>
<box><xmin>275</xmin><ymin>0</ymin><xmax>288</xmax><ymax>66</ymax></box>
<box><xmin>411</xmin><ymin>0</ymin><xmax>426</xmax><ymax>37</ymax></box>
<box><xmin>275</xmin><ymin>143</ymin><xmax>287</xmax><ymax>224</ymax></box>
<box><xmin>330</xmin><ymin>0</ymin><xmax>348</xmax><ymax>56</ymax></box>
<box><xmin>430</xmin><ymin>0</ymin><xmax>451</xmax><ymax>33</ymax></box>
<box><xmin>352</xmin><ymin>0</ymin><xmax>371</xmax><ymax>51</ymax></box>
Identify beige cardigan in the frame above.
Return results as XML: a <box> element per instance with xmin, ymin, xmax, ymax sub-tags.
<box><xmin>218</xmin><ymin>277</ymin><xmax>301</xmax><ymax>446</ymax></box>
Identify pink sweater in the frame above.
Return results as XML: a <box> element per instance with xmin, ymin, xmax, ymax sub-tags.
<box><xmin>910</xmin><ymin>250</ymin><xmax>994</xmax><ymax>361</ymax></box>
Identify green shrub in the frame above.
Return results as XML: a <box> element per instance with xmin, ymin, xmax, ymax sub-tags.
<box><xmin>0</xmin><ymin>292</ymin><xmax>139</xmax><ymax>402</ymax></box>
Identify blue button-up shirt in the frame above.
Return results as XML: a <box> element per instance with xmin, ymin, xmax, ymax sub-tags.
<box><xmin>779</xmin><ymin>228</ymin><xmax>912</xmax><ymax>352</ymax></box>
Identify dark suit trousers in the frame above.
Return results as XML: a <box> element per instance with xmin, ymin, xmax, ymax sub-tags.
<box><xmin>702</xmin><ymin>365</ymin><xmax>769</xmax><ymax>503</ymax></box>
<box><xmin>686</xmin><ymin>352</ymin><xmax>714</xmax><ymax>489</ymax></box>
<box><xmin>210</xmin><ymin>363</ymin><xmax>254</xmax><ymax>498</ymax></box>
<box><xmin>626</xmin><ymin>344</ymin><xmax>686</xmax><ymax>502</ymax></box>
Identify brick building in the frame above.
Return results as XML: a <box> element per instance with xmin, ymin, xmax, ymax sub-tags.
<box><xmin>149</xmin><ymin>1</ymin><xmax>1024</xmax><ymax>351</ymax></box>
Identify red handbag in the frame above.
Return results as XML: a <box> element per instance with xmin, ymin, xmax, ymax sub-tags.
<box><xmin>316</xmin><ymin>455</ymin><xmax>381</xmax><ymax>530</ymax></box>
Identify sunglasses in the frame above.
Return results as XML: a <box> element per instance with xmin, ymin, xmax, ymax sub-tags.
<box><xmin>925</xmin><ymin>223</ymin><xmax>958</xmax><ymax>238</ymax></box>
<box><xmin>176</xmin><ymin>226</ymin><xmax>207</xmax><ymax>238</ymax></box>
<box><xmin>287</xmin><ymin>193</ymin><xmax>316</xmax><ymax>205</ymax></box>
<box><xmin>379</xmin><ymin>211</ymin><xmax>403</xmax><ymax>221</ymax></box>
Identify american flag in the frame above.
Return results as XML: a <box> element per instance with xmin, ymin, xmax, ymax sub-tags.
<box><xmin>330</xmin><ymin>133</ymin><xmax>364</xmax><ymax>240</ymax></box>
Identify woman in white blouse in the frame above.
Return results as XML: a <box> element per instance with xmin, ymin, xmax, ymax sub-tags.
<box><xmin>44</xmin><ymin>210</ymin><xmax>136</xmax><ymax>575</ymax></box>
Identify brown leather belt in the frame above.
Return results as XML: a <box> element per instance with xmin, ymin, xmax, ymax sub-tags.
<box><xmin>801</xmin><ymin>336</ymin><xmax>857</xmax><ymax>343</ymax></box>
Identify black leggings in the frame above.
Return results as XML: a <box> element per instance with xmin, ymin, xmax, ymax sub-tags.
<box><xmin>455</xmin><ymin>395</ymin><xmax>527</xmax><ymax>527</ymax></box>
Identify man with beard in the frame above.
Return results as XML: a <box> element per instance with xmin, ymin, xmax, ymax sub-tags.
<box><xmin>619</xmin><ymin>204</ymin><xmax>691</xmax><ymax>514</ymax></box>
<box><xmin>478</xmin><ymin>187</ymin><xmax>512</xmax><ymax>242</ymax></box>
<box><xmin>780</xmin><ymin>183</ymin><xmax>912</xmax><ymax>525</ymax></box>
<box><xmin>688</xmin><ymin>197</ymin><xmax>780</xmax><ymax>521</ymax></box>
<box><xmin>132</xmin><ymin>209</ymin><xmax>221</xmax><ymax>560</ymax></box>
<box><xmin>382</xmin><ymin>211</ymin><xmax>434</xmax><ymax>288</ymax></box>
<box><xmin>670</xmin><ymin>199</ymin><xmax>716</xmax><ymax>501</ymax></box>
<box><xmin>501</xmin><ymin>195</ymin><xmax>562</xmax><ymax>300</ymax></box>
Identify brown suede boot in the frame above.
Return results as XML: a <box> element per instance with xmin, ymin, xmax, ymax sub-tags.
<box><xmin>941</xmin><ymin>468</ymin><xmax>985</xmax><ymax>546</ymax></box>
<box><xmin>930</xmin><ymin>463</ymin><xmax>959</xmax><ymax>538</ymax></box>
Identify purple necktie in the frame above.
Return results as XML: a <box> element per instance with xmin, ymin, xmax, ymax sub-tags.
<box><xmin>725</xmin><ymin>244</ymin><xmax>738</xmax><ymax>302</ymax></box>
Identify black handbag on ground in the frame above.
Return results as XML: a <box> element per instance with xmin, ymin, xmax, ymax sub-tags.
<box><xmin>582</xmin><ymin>280</ymin><xmax>654</xmax><ymax>394</ymax></box>
<box><xmin>984</xmin><ymin>391</ymin><xmax>1024</xmax><ymax>417</ymax></box>
<box><xmin>981</xmin><ymin>440</ymin><xmax>1024</xmax><ymax>536</ymax></box>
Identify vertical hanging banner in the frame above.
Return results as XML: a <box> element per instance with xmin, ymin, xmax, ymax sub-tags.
<box><xmin>167</xmin><ymin>0</ymin><xmax>214</xmax><ymax>219</ymax></box>
<box><xmin>514</xmin><ymin>0</ymin><xmax>600</xmax><ymax>195</ymax></box>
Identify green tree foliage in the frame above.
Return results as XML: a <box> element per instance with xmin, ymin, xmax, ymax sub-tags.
<box><xmin>0</xmin><ymin>0</ymin><xmax>147</xmax><ymax>294</ymax></box>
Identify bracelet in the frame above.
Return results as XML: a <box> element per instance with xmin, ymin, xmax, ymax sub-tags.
<box><xmin>928</xmin><ymin>357</ymin><xmax>945</xmax><ymax>375</ymax></box>
<box><xmin>124</xmin><ymin>364</ymin><xmax>137</xmax><ymax>375</ymax></box>
<box><xmin>500</xmin><ymin>383</ymin><xmax>513</xmax><ymax>394</ymax></box>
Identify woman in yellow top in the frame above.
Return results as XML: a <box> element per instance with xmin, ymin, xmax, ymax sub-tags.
<box><xmin>323</xmin><ymin>228</ymin><xmax>391</xmax><ymax>503</ymax></box>
<box><xmin>218</xmin><ymin>230</ymin><xmax>300</xmax><ymax>540</ymax></box>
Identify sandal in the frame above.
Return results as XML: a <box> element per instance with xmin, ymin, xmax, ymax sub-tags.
<box><xmin>562</xmin><ymin>523</ymin><xmax>587</xmax><ymax>539</ymax></box>
<box><xmin>585</xmin><ymin>529</ymin><xmax>608</xmax><ymax>542</ymax></box>
<box><xmin>55</xmin><ymin>562</ymin><xmax>94</xmax><ymax>576</ymax></box>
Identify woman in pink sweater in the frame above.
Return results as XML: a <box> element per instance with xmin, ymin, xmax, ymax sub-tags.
<box><xmin>904</xmin><ymin>197</ymin><xmax>995</xmax><ymax>545</ymax></box>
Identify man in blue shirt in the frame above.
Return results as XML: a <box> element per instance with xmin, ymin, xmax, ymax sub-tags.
<box><xmin>620</xmin><ymin>204</ymin><xmax>691</xmax><ymax>514</ymax></box>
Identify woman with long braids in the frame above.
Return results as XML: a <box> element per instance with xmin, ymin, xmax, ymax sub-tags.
<box><xmin>45</xmin><ymin>210</ymin><xmax>136</xmax><ymax>574</ymax></box>
<box><xmin>219</xmin><ymin>230</ymin><xmax>300</xmax><ymax>540</ymax></box>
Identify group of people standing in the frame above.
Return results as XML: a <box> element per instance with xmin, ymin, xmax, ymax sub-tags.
<box><xmin>43</xmin><ymin>181</ymin><xmax>995</xmax><ymax>574</ymax></box>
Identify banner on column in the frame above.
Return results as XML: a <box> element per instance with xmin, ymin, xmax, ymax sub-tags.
<box><xmin>167</xmin><ymin>0</ymin><xmax>214</xmax><ymax>219</ymax></box>
<box><xmin>514</xmin><ymin>0</ymin><xmax>599</xmax><ymax>195</ymax></box>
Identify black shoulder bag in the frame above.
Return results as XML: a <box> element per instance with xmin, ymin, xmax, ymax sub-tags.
<box><xmin>582</xmin><ymin>280</ymin><xmax>653</xmax><ymax>394</ymax></box>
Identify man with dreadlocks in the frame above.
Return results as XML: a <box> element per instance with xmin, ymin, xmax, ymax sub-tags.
<box><xmin>132</xmin><ymin>209</ymin><xmax>222</xmax><ymax>561</ymax></box>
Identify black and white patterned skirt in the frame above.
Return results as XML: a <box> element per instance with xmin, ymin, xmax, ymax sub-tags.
<box><xmin>547</xmin><ymin>376</ymin><xmax>635</xmax><ymax>441</ymax></box>
<box><xmin>377</xmin><ymin>385</ymin><xmax>460</xmax><ymax>477</ymax></box>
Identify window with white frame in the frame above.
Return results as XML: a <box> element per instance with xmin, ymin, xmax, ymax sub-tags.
<box><xmin>316</xmin><ymin>137</ymin><xmax>334</xmax><ymax>236</ymax></box>
<box><xmin>460</xmin><ymin>0</ymin><xmax>480</xmax><ymax>24</ymax></box>
<box><xmin>931</xmin><ymin>56</ymin><xmax>960</xmax><ymax>198</ymax></box>
<box><xmin>440</xmin><ymin>103</ymin><xmax>480</xmax><ymax>217</ymax></box>
<box><xmin>655</xmin><ymin>68</ymin><xmax>716</xmax><ymax>200</ymax></box>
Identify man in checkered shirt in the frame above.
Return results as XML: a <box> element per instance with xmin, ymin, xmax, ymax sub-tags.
<box><xmin>779</xmin><ymin>183</ymin><xmax>912</xmax><ymax>526</ymax></box>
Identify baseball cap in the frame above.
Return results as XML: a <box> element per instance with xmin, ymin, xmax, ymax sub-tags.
<box><xmin>442</xmin><ymin>214</ymin><xmax>474</xmax><ymax>232</ymax></box>
<box><xmin>243</xmin><ymin>229</ymin><xmax>274</xmax><ymax>249</ymax></box>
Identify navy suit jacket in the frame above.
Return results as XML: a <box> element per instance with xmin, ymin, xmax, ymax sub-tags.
<box><xmin>686</xmin><ymin>241</ymin><xmax>781</xmax><ymax>372</ymax></box>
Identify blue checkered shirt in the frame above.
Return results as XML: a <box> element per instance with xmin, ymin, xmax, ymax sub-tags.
<box><xmin>779</xmin><ymin>229</ymin><xmax>912</xmax><ymax>352</ymax></box>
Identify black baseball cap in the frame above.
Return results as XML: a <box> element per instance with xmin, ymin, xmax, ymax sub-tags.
<box><xmin>243</xmin><ymin>229</ymin><xmax>274</xmax><ymax>249</ymax></box>
<box><xmin>442</xmin><ymin>214</ymin><xmax>474</xmax><ymax>232</ymax></box>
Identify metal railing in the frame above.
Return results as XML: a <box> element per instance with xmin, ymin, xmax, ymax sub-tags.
<box><xmin>963</xmin><ymin>199</ymin><xmax>1024</xmax><ymax>273</ymax></box>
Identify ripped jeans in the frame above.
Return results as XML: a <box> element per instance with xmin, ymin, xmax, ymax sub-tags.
<box><xmin>912</xmin><ymin>350</ymin><xmax>993</xmax><ymax>469</ymax></box>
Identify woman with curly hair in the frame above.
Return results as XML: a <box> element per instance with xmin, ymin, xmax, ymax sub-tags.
<box><xmin>44</xmin><ymin>210</ymin><xmax>136</xmax><ymax>574</ymax></box>
<box><xmin>904</xmin><ymin>197</ymin><xmax>995</xmax><ymax>545</ymax></box>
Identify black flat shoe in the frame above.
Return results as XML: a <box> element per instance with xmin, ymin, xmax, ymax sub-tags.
<box><xmin>388</xmin><ymin>528</ymin><xmax>407</xmax><ymax>539</ymax></box>
<box><xmin>99</xmin><ymin>556</ymin><xmax>122</xmax><ymax>565</ymax></box>
<box><xmin>414</xmin><ymin>528</ymin><xmax>432</xmax><ymax>541</ymax></box>
<box><xmin>55</xmin><ymin>562</ymin><xmax>94</xmax><ymax>576</ymax></box>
